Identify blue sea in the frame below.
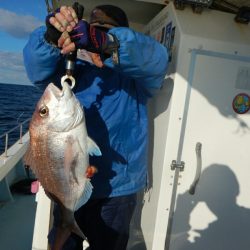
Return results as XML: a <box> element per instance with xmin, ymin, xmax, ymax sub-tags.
<box><xmin>0</xmin><ymin>83</ymin><xmax>43</xmax><ymax>154</ymax></box>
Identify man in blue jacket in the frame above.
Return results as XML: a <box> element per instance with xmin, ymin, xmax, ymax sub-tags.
<box><xmin>23</xmin><ymin>3</ymin><xmax>168</xmax><ymax>250</ymax></box>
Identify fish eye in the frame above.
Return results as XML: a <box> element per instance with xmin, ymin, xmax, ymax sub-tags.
<box><xmin>39</xmin><ymin>106</ymin><xmax>49</xmax><ymax>117</ymax></box>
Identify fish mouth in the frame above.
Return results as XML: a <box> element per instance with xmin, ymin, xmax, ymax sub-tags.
<box><xmin>46</xmin><ymin>82</ymin><xmax>72</xmax><ymax>100</ymax></box>
<box><xmin>46</xmin><ymin>83</ymin><xmax>63</xmax><ymax>100</ymax></box>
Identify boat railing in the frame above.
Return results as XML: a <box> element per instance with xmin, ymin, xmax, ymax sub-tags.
<box><xmin>0</xmin><ymin>118</ymin><xmax>30</xmax><ymax>157</ymax></box>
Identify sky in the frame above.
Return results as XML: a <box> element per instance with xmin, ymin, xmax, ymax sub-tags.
<box><xmin>0</xmin><ymin>0</ymin><xmax>47</xmax><ymax>85</ymax></box>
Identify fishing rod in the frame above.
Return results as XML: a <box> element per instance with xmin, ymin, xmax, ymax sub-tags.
<box><xmin>44</xmin><ymin>1</ymin><xmax>84</xmax><ymax>88</ymax></box>
<box><xmin>65</xmin><ymin>2</ymin><xmax>84</xmax><ymax>80</ymax></box>
<box><xmin>44</xmin><ymin>0</ymin><xmax>53</xmax><ymax>13</ymax></box>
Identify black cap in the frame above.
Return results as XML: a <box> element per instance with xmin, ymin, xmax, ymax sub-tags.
<box><xmin>90</xmin><ymin>5</ymin><xmax>129</xmax><ymax>27</ymax></box>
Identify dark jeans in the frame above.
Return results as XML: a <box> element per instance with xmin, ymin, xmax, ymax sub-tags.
<box><xmin>48</xmin><ymin>193</ymin><xmax>137</xmax><ymax>250</ymax></box>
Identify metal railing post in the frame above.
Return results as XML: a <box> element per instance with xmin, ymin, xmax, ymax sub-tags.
<box><xmin>4</xmin><ymin>133</ymin><xmax>8</xmax><ymax>157</ymax></box>
<box><xmin>19</xmin><ymin>123</ymin><xmax>23</xmax><ymax>144</ymax></box>
<box><xmin>0</xmin><ymin>118</ymin><xmax>30</xmax><ymax>157</ymax></box>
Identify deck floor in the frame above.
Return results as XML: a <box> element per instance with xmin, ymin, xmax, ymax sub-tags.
<box><xmin>0</xmin><ymin>193</ymin><xmax>37</xmax><ymax>250</ymax></box>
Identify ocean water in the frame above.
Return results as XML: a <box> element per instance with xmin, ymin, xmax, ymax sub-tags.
<box><xmin>0</xmin><ymin>83</ymin><xmax>42</xmax><ymax>154</ymax></box>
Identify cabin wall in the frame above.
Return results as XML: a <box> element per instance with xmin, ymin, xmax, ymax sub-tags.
<box><xmin>167</xmin><ymin>7</ymin><xmax>250</xmax><ymax>250</ymax></box>
<box><xmin>129</xmin><ymin>2</ymin><xmax>250</xmax><ymax>250</ymax></box>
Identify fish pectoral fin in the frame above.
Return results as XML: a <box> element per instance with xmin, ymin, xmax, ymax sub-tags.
<box><xmin>87</xmin><ymin>137</ymin><xmax>102</xmax><ymax>156</ymax></box>
<box><xmin>64</xmin><ymin>136</ymin><xmax>81</xmax><ymax>177</ymax></box>
<box><xmin>75</xmin><ymin>179</ymin><xmax>93</xmax><ymax>211</ymax></box>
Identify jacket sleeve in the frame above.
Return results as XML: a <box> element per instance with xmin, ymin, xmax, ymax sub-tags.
<box><xmin>104</xmin><ymin>27</ymin><xmax>169</xmax><ymax>95</ymax></box>
<box><xmin>23</xmin><ymin>26</ymin><xmax>64</xmax><ymax>89</ymax></box>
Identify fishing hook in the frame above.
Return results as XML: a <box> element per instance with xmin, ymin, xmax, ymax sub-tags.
<box><xmin>61</xmin><ymin>75</ymin><xmax>76</xmax><ymax>89</ymax></box>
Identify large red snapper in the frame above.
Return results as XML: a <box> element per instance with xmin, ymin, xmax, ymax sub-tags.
<box><xmin>24</xmin><ymin>81</ymin><xmax>101</xmax><ymax>250</ymax></box>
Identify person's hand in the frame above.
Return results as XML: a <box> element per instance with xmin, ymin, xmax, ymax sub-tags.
<box><xmin>77</xmin><ymin>49</ymin><xmax>104</xmax><ymax>68</ymax></box>
<box><xmin>44</xmin><ymin>3</ymin><xmax>84</xmax><ymax>46</ymax></box>
<box><xmin>48</xmin><ymin>6</ymin><xmax>78</xmax><ymax>32</ymax></box>
<box><xmin>59</xmin><ymin>20</ymin><xmax>108</xmax><ymax>54</ymax></box>
<box><xmin>44</xmin><ymin>6</ymin><xmax>77</xmax><ymax>45</ymax></box>
<box><xmin>89</xmin><ymin>52</ymin><xmax>104</xmax><ymax>68</ymax></box>
<box><xmin>58</xmin><ymin>31</ymin><xmax>74</xmax><ymax>53</ymax></box>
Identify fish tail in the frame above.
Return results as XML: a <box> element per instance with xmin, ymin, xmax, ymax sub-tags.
<box><xmin>51</xmin><ymin>226</ymin><xmax>71</xmax><ymax>250</ymax></box>
<box><xmin>71</xmin><ymin>218</ymin><xmax>87</xmax><ymax>240</ymax></box>
<box><xmin>51</xmin><ymin>206</ymin><xmax>87</xmax><ymax>250</ymax></box>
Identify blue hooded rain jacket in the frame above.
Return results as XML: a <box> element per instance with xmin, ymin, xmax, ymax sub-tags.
<box><xmin>23</xmin><ymin>26</ymin><xmax>169</xmax><ymax>199</ymax></box>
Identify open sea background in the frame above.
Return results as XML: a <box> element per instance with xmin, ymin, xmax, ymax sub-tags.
<box><xmin>0</xmin><ymin>83</ymin><xmax>43</xmax><ymax>154</ymax></box>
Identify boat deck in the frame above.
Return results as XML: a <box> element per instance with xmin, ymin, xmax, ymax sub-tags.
<box><xmin>0</xmin><ymin>193</ymin><xmax>37</xmax><ymax>250</ymax></box>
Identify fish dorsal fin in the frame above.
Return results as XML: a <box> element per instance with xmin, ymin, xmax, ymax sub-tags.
<box><xmin>87</xmin><ymin>137</ymin><xmax>102</xmax><ymax>156</ymax></box>
<box><xmin>75</xmin><ymin>179</ymin><xmax>93</xmax><ymax>211</ymax></box>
